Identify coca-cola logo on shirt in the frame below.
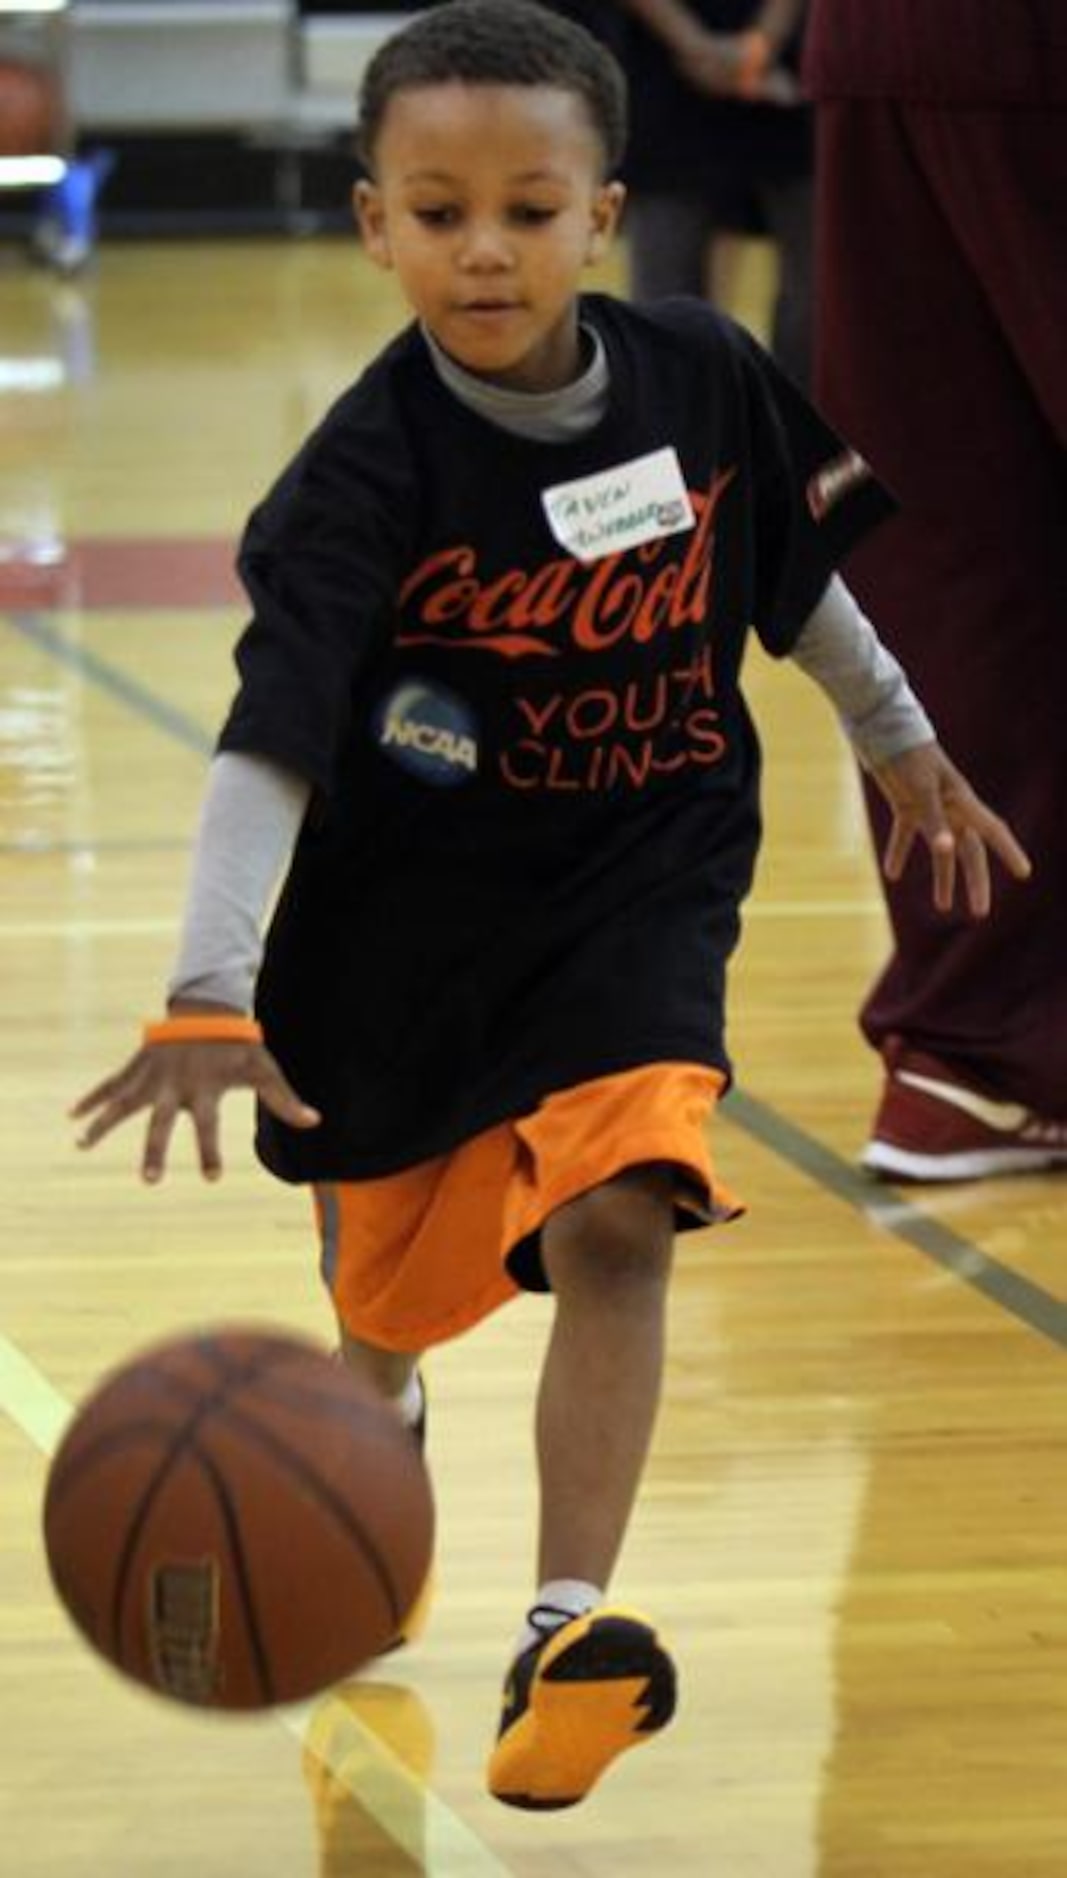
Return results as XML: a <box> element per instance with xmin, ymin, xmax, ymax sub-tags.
<box><xmin>396</xmin><ymin>469</ymin><xmax>736</xmax><ymax>661</ymax></box>
<box><xmin>380</xmin><ymin>468</ymin><xmax>737</xmax><ymax>796</ymax></box>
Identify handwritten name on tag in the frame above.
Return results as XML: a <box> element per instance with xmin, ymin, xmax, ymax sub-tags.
<box><xmin>541</xmin><ymin>447</ymin><xmax>696</xmax><ymax>564</ymax></box>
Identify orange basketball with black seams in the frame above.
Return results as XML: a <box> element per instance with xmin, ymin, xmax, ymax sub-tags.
<box><xmin>41</xmin><ymin>1328</ymin><xmax>434</xmax><ymax>1709</ymax></box>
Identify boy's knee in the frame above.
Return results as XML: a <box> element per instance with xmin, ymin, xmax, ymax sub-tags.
<box><xmin>542</xmin><ymin>1166</ymin><xmax>676</xmax><ymax>1296</ymax></box>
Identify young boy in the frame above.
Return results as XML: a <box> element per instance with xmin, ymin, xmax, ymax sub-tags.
<box><xmin>72</xmin><ymin>0</ymin><xmax>1029</xmax><ymax>1811</ymax></box>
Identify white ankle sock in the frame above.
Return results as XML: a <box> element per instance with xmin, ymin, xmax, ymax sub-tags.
<box><xmin>515</xmin><ymin>1578</ymin><xmax>603</xmax><ymax>1658</ymax></box>
<box><xmin>392</xmin><ymin>1369</ymin><xmax>424</xmax><ymax>1431</ymax></box>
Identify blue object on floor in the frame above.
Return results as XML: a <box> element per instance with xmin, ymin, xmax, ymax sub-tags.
<box><xmin>33</xmin><ymin>149</ymin><xmax>115</xmax><ymax>272</ymax></box>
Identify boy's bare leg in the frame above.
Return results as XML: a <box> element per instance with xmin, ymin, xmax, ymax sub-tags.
<box><xmin>336</xmin><ymin>1325</ymin><xmax>431</xmax><ymax>1647</ymax></box>
<box><xmin>488</xmin><ymin>1164</ymin><xmax>679</xmax><ymax>1809</ymax></box>
<box><xmin>536</xmin><ymin>1164</ymin><xmax>675</xmax><ymax>1587</ymax></box>
<box><xmin>337</xmin><ymin>1326</ymin><xmax>419</xmax><ymax>1402</ymax></box>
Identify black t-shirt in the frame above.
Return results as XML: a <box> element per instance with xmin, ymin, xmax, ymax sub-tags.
<box><xmin>219</xmin><ymin>296</ymin><xmax>892</xmax><ymax>1182</ymax></box>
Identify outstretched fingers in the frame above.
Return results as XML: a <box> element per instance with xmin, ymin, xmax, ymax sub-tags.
<box><xmin>961</xmin><ymin>796</ymin><xmax>1032</xmax><ymax>885</ymax></box>
<box><xmin>251</xmin><ymin>1058</ymin><xmax>321</xmax><ymax>1131</ymax></box>
<box><xmin>70</xmin><ymin>1038</ymin><xmax>320</xmax><ymax>1181</ymax></box>
<box><xmin>956</xmin><ymin>825</ymin><xmax>992</xmax><ymax>917</ymax></box>
<box><xmin>941</xmin><ymin>777</ymin><xmax>1032</xmax><ymax>916</ymax></box>
<box><xmin>883</xmin><ymin>800</ymin><xmax>956</xmax><ymax>910</ymax></box>
<box><xmin>70</xmin><ymin>1054</ymin><xmax>155</xmax><ymax>1149</ymax></box>
<box><xmin>881</xmin><ymin>817</ymin><xmax>917</xmax><ymax>885</ymax></box>
<box><xmin>69</xmin><ymin>1053</ymin><xmax>145</xmax><ymax>1124</ymax></box>
<box><xmin>142</xmin><ymin>1093</ymin><xmax>182</xmax><ymax>1184</ymax></box>
<box><xmin>875</xmin><ymin>744</ymin><xmax>1032</xmax><ymax>918</ymax></box>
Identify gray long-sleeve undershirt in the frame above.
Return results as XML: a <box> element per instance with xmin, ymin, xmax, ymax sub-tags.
<box><xmin>169</xmin><ymin>333</ymin><xmax>932</xmax><ymax>1012</ymax></box>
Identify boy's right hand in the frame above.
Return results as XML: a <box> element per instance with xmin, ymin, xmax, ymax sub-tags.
<box><xmin>70</xmin><ymin>1033</ymin><xmax>320</xmax><ymax>1184</ymax></box>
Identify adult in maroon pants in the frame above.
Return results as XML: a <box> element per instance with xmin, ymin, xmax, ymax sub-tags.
<box><xmin>805</xmin><ymin>0</ymin><xmax>1067</xmax><ymax>1181</ymax></box>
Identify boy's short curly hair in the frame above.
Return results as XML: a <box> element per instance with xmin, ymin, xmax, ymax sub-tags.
<box><xmin>356</xmin><ymin>1</ymin><xmax>628</xmax><ymax>178</ymax></box>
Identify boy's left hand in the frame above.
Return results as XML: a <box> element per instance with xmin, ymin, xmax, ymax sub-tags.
<box><xmin>869</xmin><ymin>740</ymin><xmax>1032</xmax><ymax>916</ymax></box>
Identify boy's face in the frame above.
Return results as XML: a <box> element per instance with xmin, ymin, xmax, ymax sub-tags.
<box><xmin>354</xmin><ymin>83</ymin><xmax>625</xmax><ymax>392</ymax></box>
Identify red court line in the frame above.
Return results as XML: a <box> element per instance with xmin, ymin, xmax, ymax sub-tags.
<box><xmin>0</xmin><ymin>538</ymin><xmax>240</xmax><ymax>611</ymax></box>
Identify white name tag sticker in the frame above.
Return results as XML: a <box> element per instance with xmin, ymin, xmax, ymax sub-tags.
<box><xmin>541</xmin><ymin>446</ymin><xmax>696</xmax><ymax>564</ymax></box>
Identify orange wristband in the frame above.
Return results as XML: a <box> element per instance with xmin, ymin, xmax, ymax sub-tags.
<box><xmin>736</xmin><ymin>28</ymin><xmax>772</xmax><ymax>97</ymax></box>
<box><xmin>143</xmin><ymin>1015</ymin><xmax>264</xmax><ymax>1046</ymax></box>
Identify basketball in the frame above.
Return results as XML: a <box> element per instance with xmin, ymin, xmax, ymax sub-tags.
<box><xmin>42</xmin><ymin>1327</ymin><xmax>434</xmax><ymax>1710</ymax></box>
<box><xmin>0</xmin><ymin>60</ymin><xmax>59</xmax><ymax>158</ymax></box>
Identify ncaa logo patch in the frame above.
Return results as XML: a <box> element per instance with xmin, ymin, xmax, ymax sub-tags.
<box><xmin>374</xmin><ymin>679</ymin><xmax>479</xmax><ymax>787</ymax></box>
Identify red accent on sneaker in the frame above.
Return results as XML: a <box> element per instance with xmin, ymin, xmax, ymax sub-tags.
<box><xmin>863</xmin><ymin>1042</ymin><xmax>1067</xmax><ymax>1183</ymax></box>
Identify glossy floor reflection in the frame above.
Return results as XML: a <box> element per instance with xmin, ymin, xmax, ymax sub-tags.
<box><xmin>301</xmin><ymin>1681</ymin><xmax>436</xmax><ymax>1876</ymax></box>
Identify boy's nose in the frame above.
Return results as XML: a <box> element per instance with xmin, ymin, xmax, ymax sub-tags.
<box><xmin>457</xmin><ymin>223</ymin><xmax>513</xmax><ymax>270</ymax></box>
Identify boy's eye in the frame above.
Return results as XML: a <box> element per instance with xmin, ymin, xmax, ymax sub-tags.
<box><xmin>409</xmin><ymin>204</ymin><xmax>560</xmax><ymax>231</ymax></box>
<box><xmin>509</xmin><ymin>206</ymin><xmax>559</xmax><ymax>227</ymax></box>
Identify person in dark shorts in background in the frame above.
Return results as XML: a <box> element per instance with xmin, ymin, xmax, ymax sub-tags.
<box><xmin>595</xmin><ymin>0</ymin><xmax>813</xmax><ymax>386</ymax></box>
<box><xmin>806</xmin><ymin>0</ymin><xmax>1067</xmax><ymax>1181</ymax></box>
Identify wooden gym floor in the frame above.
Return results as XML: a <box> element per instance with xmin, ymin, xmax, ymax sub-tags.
<box><xmin>2</xmin><ymin>232</ymin><xmax>1066</xmax><ymax>1877</ymax></box>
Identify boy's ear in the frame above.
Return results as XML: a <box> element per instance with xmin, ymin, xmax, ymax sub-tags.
<box><xmin>353</xmin><ymin>180</ymin><xmax>392</xmax><ymax>268</ymax></box>
<box><xmin>586</xmin><ymin>181</ymin><xmax>626</xmax><ymax>266</ymax></box>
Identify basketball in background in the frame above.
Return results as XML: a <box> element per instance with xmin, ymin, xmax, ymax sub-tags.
<box><xmin>42</xmin><ymin>1327</ymin><xmax>434</xmax><ymax>1710</ymax></box>
<box><xmin>0</xmin><ymin>60</ymin><xmax>60</xmax><ymax>157</ymax></box>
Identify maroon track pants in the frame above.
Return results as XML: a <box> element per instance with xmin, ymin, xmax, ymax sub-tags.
<box><xmin>814</xmin><ymin>100</ymin><xmax>1067</xmax><ymax>1112</ymax></box>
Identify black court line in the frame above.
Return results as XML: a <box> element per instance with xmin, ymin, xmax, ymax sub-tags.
<box><xmin>725</xmin><ymin>1089</ymin><xmax>1067</xmax><ymax>1353</ymax></box>
<box><xmin>5</xmin><ymin>609</ymin><xmax>214</xmax><ymax>757</ymax></box>
<box><xmin>7</xmin><ymin>604</ymin><xmax>1065</xmax><ymax>1355</ymax></box>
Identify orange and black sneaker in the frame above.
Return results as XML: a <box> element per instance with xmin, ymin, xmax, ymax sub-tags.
<box><xmin>487</xmin><ymin>1605</ymin><xmax>677</xmax><ymax>1810</ymax></box>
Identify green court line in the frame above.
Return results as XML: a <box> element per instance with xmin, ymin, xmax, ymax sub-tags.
<box><xmin>7</xmin><ymin>602</ymin><xmax>1065</xmax><ymax>1354</ymax></box>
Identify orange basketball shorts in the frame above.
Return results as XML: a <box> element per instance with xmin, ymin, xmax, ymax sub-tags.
<box><xmin>312</xmin><ymin>1062</ymin><xmax>741</xmax><ymax>1354</ymax></box>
